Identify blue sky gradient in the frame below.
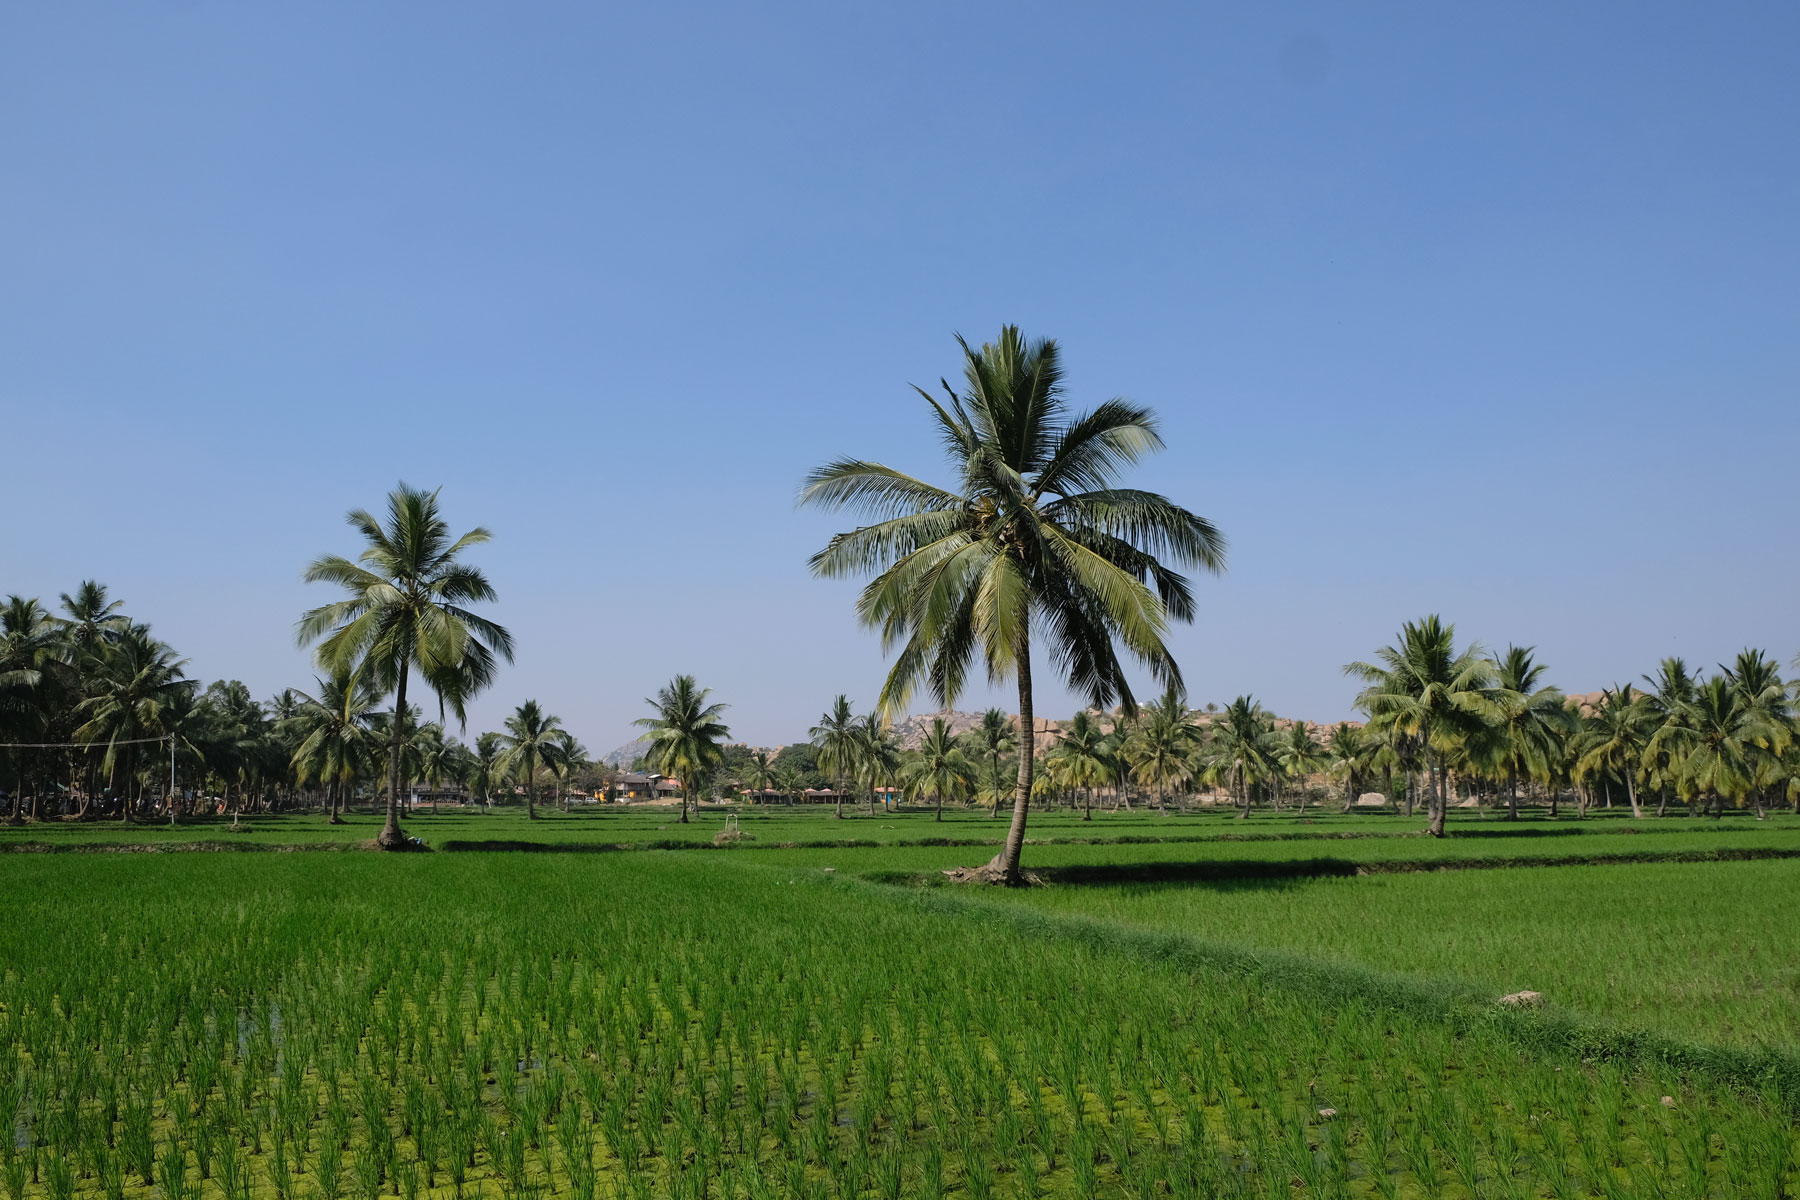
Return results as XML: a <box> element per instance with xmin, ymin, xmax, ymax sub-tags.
<box><xmin>4</xmin><ymin>3</ymin><xmax>1796</xmax><ymax>749</ymax></box>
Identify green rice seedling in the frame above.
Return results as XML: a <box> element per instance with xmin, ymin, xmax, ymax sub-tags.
<box><xmin>314</xmin><ymin>1139</ymin><xmax>343</xmax><ymax>1200</ymax></box>
<box><xmin>1014</xmin><ymin>1147</ymin><xmax>1041</xmax><ymax>1199</ymax></box>
<box><xmin>1401</xmin><ymin>1119</ymin><xmax>1442</xmax><ymax>1198</ymax></box>
<box><xmin>121</xmin><ymin>1096</ymin><xmax>155</xmax><ymax>1185</ymax></box>
<box><xmin>97</xmin><ymin>1147</ymin><xmax>125</xmax><ymax>1200</ymax></box>
<box><xmin>500</xmin><ymin>1121</ymin><xmax>529</xmax><ymax>1192</ymax></box>
<box><xmin>1</xmin><ymin>1155</ymin><xmax>24</xmax><ymax>1200</ymax></box>
<box><xmin>870</xmin><ymin>1145</ymin><xmax>903</xmax><ymax>1200</ymax></box>
<box><xmin>351</xmin><ymin>1137</ymin><xmax>384</xmax><ymax>1200</ymax></box>
<box><xmin>1576</xmin><ymin>1121</ymin><xmax>1611</xmax><ymax>1191</ymax></box>
<box><xmin>1525</xmin><ymin>1124</ymin><xmax>1577</xmax><ymax>1200</ymax></box>
<box><xmin>394</xmin><ymin>1157</ymin><xmax>420</xmax><ymax>1200</ymax></box>
<box><xmin>567</xmin><ymin>1155</ymin><xmax>596</xmax><ymax>1200</ymax></box>
<box><xmin>445</xmin><ymin>1126</ymin><xmax>472</xmax><ymax>1199</ymax></box>
<box><xmin>41</xmin><ymin>1153</ymin><xmax>73</xmax><ymax>1200</ymax></box>
<box><xmin>961</xmin><ymin>1146</ymin><xmax>994</xmax><ymax>1200</ymax></box>
<box><xmin>1445</xmin><ymin>1107</ymin><xmax>1480</xmax><ymax>1197</ymax></box>
<box><xmin>189</xmin><ymin>1113</ymin><xmax>214</xmax><ymax>1182</ymax></box>
<box><xmin>157</xmin><ymin>1142</ymin><xmax>192</xmax><ymax>1200</ymax></box>
<box><xmin>220</xmin><ymin>1142</ymin><xmax>254</xmax><ymax>1200</ymax></box>
<box><xmin>268</xmin><ymin>1134</ymin><xmax>293</xmax><ymax>1200</ymax></box>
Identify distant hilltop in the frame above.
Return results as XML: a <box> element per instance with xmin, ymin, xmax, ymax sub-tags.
<box><xmin>891</xmin><ymin>705</ymin><xmax>1361</xmax><ymax>750</ymax></box>
<box><xmin>601</xmin><ymin>735</ymin><xmax>653</xmax><ymax>768</ymax></box>
<box><xmin>612</xmin><ymin>691</ymin><xmax>1614</xmax><ymax>759</ymax></box>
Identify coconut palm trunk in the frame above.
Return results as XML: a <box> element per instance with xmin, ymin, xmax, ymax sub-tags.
<box><xmin>380</xmin><ymin>662</ymin><xmax>409</xmax><ymax>847</ymax></box>
<box><xmin>1427</xmin><ymin>754</ymin><xmax>1447</xmax><ymax>837</ymax></box>
<box><xmin>983</xmin><ymin>630</ymin><xmax>1034</xmax><ymax>881</ymax></box>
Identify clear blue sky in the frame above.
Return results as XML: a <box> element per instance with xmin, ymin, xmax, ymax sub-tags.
<box><xmin>4</xmin><ymin>3</ymin><xmax>1796</xmax><ymax>751</ymax></box>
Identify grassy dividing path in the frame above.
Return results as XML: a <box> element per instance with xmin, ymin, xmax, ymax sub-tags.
<box><xmin>834</xmin><ymin>866</ymin><xmax>1800</xmax><ymax>1112</ymax></box>
<box><xmin>985</xmin><ymin>857</ymin><xmax>1800</xmax><ymax>1047</ymax></box>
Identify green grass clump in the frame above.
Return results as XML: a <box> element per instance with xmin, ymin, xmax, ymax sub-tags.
<box><xmin>1</xmin><ymin>852</ymin><xmax>1797</xmax><ymax>1199</ymax></box>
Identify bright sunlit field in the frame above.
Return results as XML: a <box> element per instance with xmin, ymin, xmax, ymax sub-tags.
<box><xmin>5</xmin><ymin>830</ymin><xmax>1800</xmax><ymax>1200</ymax></box>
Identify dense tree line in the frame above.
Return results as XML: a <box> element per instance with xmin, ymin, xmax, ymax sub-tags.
<box><xmin>726</xmin><ymin>614</ymin><xmax>1797</xmax><ymax>837</ymax></box>
<box><xmin>0</xmin><ymin>579</ymin><xmax>593</xmax><ymax>824</ymax></box>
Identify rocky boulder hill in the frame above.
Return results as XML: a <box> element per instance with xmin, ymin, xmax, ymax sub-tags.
<box><xmin>888</xmin><ymin>710</ymin><xmax>989</xmax><ymax>749</ymax></box>
<box><xmin>1564</xmin><ymin>691</ymin><xmax>1616</xmax><ymax>716</ymax></box>
<box><xmin>891</xmin><ymin>707</ymin><xmax>1361</xmax><ymax>750</ymax></box>
<box><xmin>612</xmin><ymin>705</ymin><xmax>1387</xmax><ymax>765</ymax></box>
<box><xmin>601</xmin><ymin>736</ymin><xmax>653</xmax><ymax>768</ymax></box>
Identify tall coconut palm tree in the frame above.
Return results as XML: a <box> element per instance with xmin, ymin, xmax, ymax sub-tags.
<box><xmin>56</xmin><ymin>581</ymin><xmax>127</xmax><ymax>665</ymax></box>
<box><xmin>297</xmin><ymin>484</ymin><xmax>514</xmax><ymax>848</ymax></box>
<box><xmin>469</xmin><ymin>731</ymin><xmax>504</xmax><ymax>810</ymax></box>
<box><xmin>1325</xmin><ymin>723</ymin><xmax>1370</xmax><ymax>812</ymax></box>
<box><xmin>802</xmin><ymin>327</ymin><xmax>1225</xmax><ymax>882</ymax></box>
<box><xmin>545</xmin><ymin>731</ymin><xmax>588</xmax><ymax>811</ymax></box>
<box><xmin>1346</xmin><ymin>616</ymin><xmax>1501</xmax><ymax>837</ymax></box>
<box><xmin>1721</xmin><ymin>649</ymin><xmax>1793</xmax><ymax>817</ymax></box>
<box><xmin>971</xmin><ymin>709</ymin><xmax>1017</xmax><ymax>819</ymax></box>
<box><xmin>855</xmin><ymin>715</ymin><xmax>901</xmax><ymax>813</ymax></box>
<box><xmin>810</xmin><ymin>695</ymin><xmax>860</xmax><ymax>820</ymax></box>
<box><xmin>1649</xmin><ymin>675</ymin><xmax>1776</xmax><ymax>817</ymax></box>
<box><xmin>1050</xmin><ymin>710</ymin><xmax>1114</xmax><ymax>821</ymax></box>
<box><xmin>413</xmin><ymin>724</ymin><xmax>459</xmax><ymax>813</ymax></box>
<box><xmin>1640</xmin><ymin>657</ymin><xmax>1700</xmax><ymax>816</ymax></box>
<box><xmin>1276</xmin><ymin>722</ymin><xmax>1329</xmax><ymax>815</ymax></box>
<box><xmin>74</xmin><ymin>624</ymin><xmax>191</xmax><ymax>820</ymax></box>
<box><xmin>282</xmin><ymin>668</ymin><xmax>383</xmax><ymax>823</ymax></box>
<box><xmin>1573</xmin><ymin>686</ymin><xmax>1654</xmax><ymax>818</ymax></box>
<box><xmin>1123</xmin><ymin>684</ymin><xmax>1198</xmax><ymax>814</ymax></box>
<box><xmin>1</xmin><ymin>596</ymin><xmax>78</xmax><ymax>821</ymax></box>
<box><xmin>905</xmin><ymin>717</ymin><xmax>973</xmax><ymax>822</ymax></box>
<box><xmin>1488</xmin><ymin>645</ymin><xmax>1575</xmax><ymax>820</ymax></box>
<box><xmin>637</xmin><ymin>675</ymin><xmax>730</xmax><ymax>824</ymax></box>
<box><xmin>746</xmin><ymin>748</ymin><xmax>780</xmax><ymax>804</ymax></box>
<box><xmin>204</xmin><ymin>679</ymin><xmax>270</xmax><ymax>824</ymax></box>
<box><xmin>1207</xmin><ymin>695</ymin><xmax>1275</xmax><ymax>818</ymax></box>
<box><xmin>1</xmin><ymin>597</ymin><xmax>62</xmax><ymax>722</ymax></box>
<box><xmin>495</xmin><ymin>700</ymin><xmax>566</xmax><ymax>821</ymax></box>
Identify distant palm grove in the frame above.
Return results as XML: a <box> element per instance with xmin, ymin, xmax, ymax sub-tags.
<box><xmin>3</xmin><ymin>331</ymin><xmax>1795</xmax><ymax>856</ymax></box>
<box><xmin>5</xmin><ymin>581</ymin><xmax>1794</xmax><ymax>839</ymax></box>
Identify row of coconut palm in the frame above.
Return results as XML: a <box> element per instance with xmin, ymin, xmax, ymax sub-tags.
<box><xmin>1021</xmin><ymin>630</ymin><xmax>1795</xmax><ymax>832</ymax></box>
<box><xmin>703</xmin><ymin>619</ymin><xmax>1796</xmax><ymax>834</ymax></box>
<box><xmin>284</xmin><ymin>678</ymin><xmax>588</xmax><ymax>823</ymax></box>
<box><xmin>1343</xmin><ymin>615</ymin><xmax>1797</xmax><ymax>834</ymax></box>
<box><xmin>0</xmin><ymin>584</ymin><xmax>276</xmax><ymax>821</ymax></box>
<box><xmin>0</xmin><ymin>577</ymin><xmax>587</xmax><ymax>823</ymax></box>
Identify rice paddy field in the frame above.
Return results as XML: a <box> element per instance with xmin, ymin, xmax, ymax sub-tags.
<box><xmin>3</xmin><ymin>805</ymin><xmax>1794</xmax><ymax>851</ymax></box>
<box><xmin>4</xmin><ymin>813</ymin><xmax>1799</xmax><ymax>1199</ymax></box>
<box><xmin>995</xmin><ymin>858</ymin><xmax>1800</xmax><ymax>1048</ymax></box>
